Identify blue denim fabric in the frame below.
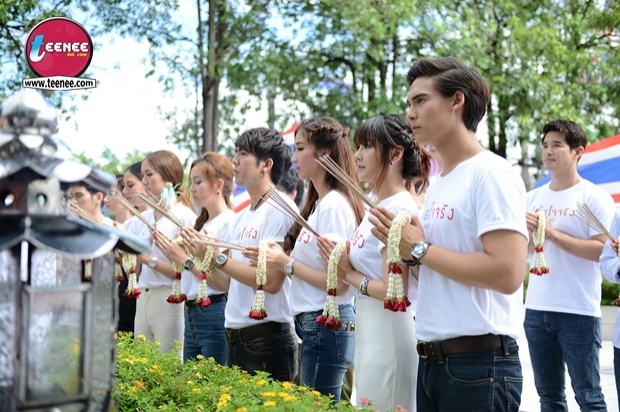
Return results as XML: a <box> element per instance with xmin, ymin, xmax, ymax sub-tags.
<box><xmin>614</xmin><ymin>346</ymin><xmax>620</xmax><ymax>412</ymax></box>
<box><xmin>417</xmin><ymin>341</ymin><xmax>522</xmax><ymax>411</ymax></box>
<box><xmin>228</xmin><ymin>323</ymin><xmax>298</xmax><ymax>382</ymax></box>
<box><xmin>183</xmin><ymin>298</ymin><xmax>227</xmax><ymax>364</ymax></box>
<box><xmin>295</xmin><ymin>304</ymin><xmax>355</xmax><ymax>401</ymax></box>
<box><xmin>524</xmin><ymin>309</ymin><xmax>607</xmax><ymax>411</ymax></box>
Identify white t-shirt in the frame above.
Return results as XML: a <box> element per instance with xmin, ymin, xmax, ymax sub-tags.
<box><xmin>135</xmin><ymin>204</ymin><xmax>197</xmax><ymax>288</ymax></box>
<box><xmin>181</xmin><ymin>209</ymin><xmax>236</xmax><ymax>299</ymax></box>
<box><xmin>289</xmin><ymin>190</ymin><xmax>358</xmax><ymax>314</ymax></box>
<box><xmin>349</xmin><ymin>191</ymin><xmax>419</xmax><ymax>302</ymax></box>
<box><xmin>600</xmin><ymin>209</ymin><xmax>620</xmax><ymax>347</ymax></box>
<box><xmin>224</xmin><ymin>191</ymin><xmax>295</xmax><ymax>329</ymax></box>
<box><xmin>526</xmin><ymin>180</ymin><xmax>616</xmax><ymax>317</ymax></box>
<box><xmin>416</xmin><ymin>150</ymin><xmax>528</xmax><ymax>341</ymax></box>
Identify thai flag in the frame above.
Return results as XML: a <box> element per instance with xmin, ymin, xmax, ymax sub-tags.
<box><xmin>535</xmin><ymin>133</ymin><xmax>620</xmax><ymax>203</ymax></box>
<box><xmin>231</xmin><ymin>123</ymin><xmax>300</xmax><ymax>212</ymax></box>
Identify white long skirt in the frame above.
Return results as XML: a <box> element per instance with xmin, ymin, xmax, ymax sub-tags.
<box><xmin>355</xmin><ymin>297</ymin><xmax>418</xmax><ymax>412</ymax></box>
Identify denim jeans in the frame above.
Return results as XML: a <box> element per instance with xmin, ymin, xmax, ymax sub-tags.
<box><xmin>295</xmin><ymin>304</ymin><xmax>355</xmax><ymax>401</ymax></box>
<box><xmin>614</xmin><ymin>346</ymin><xmax>620</xmax><ymax>412</ymax></box>
<box><xmin>524</xmin><ymin>309</ymin><xmax>607</xmax><ymax>411</ymax></box>
<box><xmin>183</xmin><ymin>297</ymin><xmax>227</xmax><ymax>364</ymax></box>
<box><xmin>228</xmin><ymin>322</ymin><xmax>298</xmax><ymax>382</ymax></box>
<box><xmin>417</xmin><ymin>340</ymin><xmax>522</xmax><ymax>411</ymax></box>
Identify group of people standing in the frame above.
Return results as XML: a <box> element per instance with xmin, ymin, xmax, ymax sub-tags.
<box><xmin>67</xmin><ymin>56</ymin><xmax>620</xmax><ymax>411</ymax></box>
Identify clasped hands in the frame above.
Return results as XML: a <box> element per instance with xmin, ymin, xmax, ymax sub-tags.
<box><xmin>368</xmin><ymin>207</ymin><xmax>426</xmax><ymax>260</ymax></box>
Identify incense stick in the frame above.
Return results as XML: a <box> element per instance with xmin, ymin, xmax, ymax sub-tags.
<box><xmin>264</xmin><ymin>186</ymin><xmax>319</xmax><ymax>236</ymax></box>
<box><xmin>69</xmin><ymin>203</ymin><xmax>99</xmax><ymax>224</ymax></box>
<box><xmin>315</xmin><ymin>155</ymin><xmax>376</xmax><ymax>208</ymax></box>
<box><xmin>109</xmin><ymin>190</ymin><xmax>156</xmax><ymax>230</ymax></box>
<box><xmin>196</xmin><ymin>234</ymin><xmax>246</xmax><ymax>250</ymax></box>
<box><xmin>189</xmin><ymin>239</ymin><xmax>246</xmax><ymax>251</ymax></box>
<box><xmin>136</xmin><ymin>192</ymin><xmax>185</xmax><ymax>229</ymax></box>
<box><xmin>575</xmin><ymin>202</ymin><xmax>614</xmax><ymax>241</ymax></box>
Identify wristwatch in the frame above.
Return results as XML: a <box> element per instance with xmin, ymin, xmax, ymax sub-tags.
<box><xmin>411</xmin><ymin>241</ymin><xmax>431</xmax><ymax>261</ymax></box>
<box><xmin>147</xmin><ymin>256</ymin><xmax>158</xmax><ymax>269</ymax></box>
<box><xmin>183</xmin><ymin>257</ymin><xmax>195</xmax><ymax>271</ymax></box>
<box><xmin>284</xmin><ymin>258</ymin><xmax>296</xmax><ymax>276</ymax></box>
<box><xmin>214</xmin><ymin>253</ymin><xmax>228</xmax><ymax>269</ymax></box>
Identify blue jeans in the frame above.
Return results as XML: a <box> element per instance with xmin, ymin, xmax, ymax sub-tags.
<box><xmin>183</xmin><ymin>297</ymin><xmax>227</xmax><ymax>364</ymax></box>
<box><xmin>227</xmin><ymin>322</ymin><xmax>298</xmax><ymax>382</ymax></box>
<box><xmin>295</xmin><ymin>304</ymin><xmax>355</xmax><ymax>401</ymax></box>
<box><xmin>614</xmin><ymin>346</ymin><xmax>620</xmax><ymax>412</ymax></box>
<box><xmin>524</xmin><ymin>309</ymin><xmax>607</xmax><ymax>411</ymax></box>
<box><xmin>417</xmin><ymin>340</ymin><xmax>522</xmax><ymax>411</ymax></box>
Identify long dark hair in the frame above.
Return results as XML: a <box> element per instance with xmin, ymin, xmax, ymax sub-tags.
<box><xmin>143</xmin><ymin>150</ymin><xmax>190</xmax><ymax>206</ymax></box>
<box><xmin>354</xmin><ymin>114</ymin><xmax>431</xmax><ymax>194</ymax></box>
<box><xmin>191</xmin><ymin>152</ymin><xmax>233</xmax><ymax>230</ymax></box>
<box><xmin>283</xmin><ymin>117</ymin><xmax>364</xmax><ymax>253</ymax></box>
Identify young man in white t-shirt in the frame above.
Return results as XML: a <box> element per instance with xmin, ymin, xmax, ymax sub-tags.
<box><xmin>370</xmin><ymin>57</ymin><xmax>528</xmax><ymax>410</ymax></box>
<box><xmin>210</xmin><ymin>127</ymin><xmax>298</xmax><ymax>381</ymax></box>
<box><xmin>525</xmin><ymin>120</ymin><xmax>615</xmax><ymax>410</ymax></box>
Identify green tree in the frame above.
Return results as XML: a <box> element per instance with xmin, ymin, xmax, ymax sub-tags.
<box><xmin>72</xmin><ymin>148</ymin><xmax>149</xmax><ymax>176</ymax></box>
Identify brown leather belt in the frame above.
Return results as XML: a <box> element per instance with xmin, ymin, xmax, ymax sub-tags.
<box><xmin>226</xmin><ymin>322</ymin><xmax>290</xmax><ymax>343</ymax></box>
<box><xmin>416</xmin><ymin>334</ymin><xmax>515</xmax><ymax>359</ymax></box>
<box><xmin>185</xmin><ymin>294</ymin><xmax>227</xmax><ymax>307</ymax></box>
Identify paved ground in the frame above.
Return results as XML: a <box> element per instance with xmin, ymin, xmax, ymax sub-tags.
<box><xmin>520</xmin><ymin>305</ymin><xmax>618</xmax><ymax>411</ymax></box>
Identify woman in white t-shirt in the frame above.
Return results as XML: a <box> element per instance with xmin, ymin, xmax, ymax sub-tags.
<box><xmin>319</xmin><ymin>114</ymin><xmax>431</xmax><ymax>412</ymax></box>
<box><xmin>261</xmin><ymin>117</ymin><xmax>364</xmax><ymax>400</ymax></box>
<box><xmin>133</xmin><ymin>151</ymin><xmax>197</xmax><ymax>356</ymax></box>
<box><xmin>154</xmin><ymin>152</ymin><xmax>235</xmax><ymax>363</ymax></box>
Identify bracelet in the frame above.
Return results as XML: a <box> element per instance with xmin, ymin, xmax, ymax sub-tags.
<box><xmin>402</xmin><ymin>257</ymin><xmax>420</xmax><ymax>267</ymax></box>
<box><xmin>359</xmin><ymin>276</ymin><xmax>370</xmax><ymax>296</ymax></box>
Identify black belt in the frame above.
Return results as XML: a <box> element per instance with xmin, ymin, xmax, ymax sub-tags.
<box><xmin>226</xmin><ymin>322</ymin><xmax>290</xmax><ymax>343</ymax></box>
<box><xmin>416</xmin><ymin>334</ymin><xmax>516</xmax><ymax>359</ymax></box>
<box><xmin>185</xmin><ymin>294</ymin><xmax>227</xmax><ymax>307</ymax></box>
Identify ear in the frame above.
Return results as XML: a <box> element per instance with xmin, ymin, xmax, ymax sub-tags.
<box><xmin>94</xmin><ymin>192</ymin><xmax>104</xmax><ymax>205</ymax></box>
<box><xmin>215</xmin><ymin>178</ymin><xmax>224</xmax><ymax>193</ymax></box>
<box><xmin>391</xmin><ymin>147</ymin><xmax>404</xmax><ymax>163</ymax></box>
<box><xmin>452</xmin><ymin>91</ymin><xmax>465</xmax><ymax>112</ymax></box>
<box><xmin>575</xmin><ymin>146</ymin><xmax>585</xmax><ymax>159</ymax></box>
<box><xmin>262</xmin><ymin>158</ymin><xmax>274</xmax><ymax>172</ymax></box>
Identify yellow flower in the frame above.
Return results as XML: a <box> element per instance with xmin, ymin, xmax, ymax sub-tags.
<box><xmin>256</xmin><ymin>379</ymin><xmax>266</xmax><ymax>386</ymax></box>
<box><xmin>282</xmin><ymin>382</ymin><xmax>293</xmax><ymax>390</ymax></box>
<box><xmin>283</xmin><ymin>395</ymin><xmax>296</xmax><ymax>402</ymax></box>
<box><xmin>192</xmin><ymin>388</ymin><xmax>201</xmax><ymax>393</ymax></box>
<box><xmin>195</xmin><ymin>372</ymin><xmax>203</xmax><ymax>379</ymax></box>
<box><xmin>278</xmin><ymin>392</ymin><xmax>288</xmax><ymax>398</ymax></box>
<box><xmin>158</xmin><ymin>405</ymin><xmax>167</xmax><ymax>410</ymax></box>
<box><xmin>130</xmin><ymin>386</ymin><xmax>138</xmax><ymax>393</ymax></box>
<box><xmin>297</xmin><ymin>386</ymin><xmax>307</xmax><ymax>392</ymax></box>
<box><xmin>196</xmin><ymin>354</ymin><xmax>204</xmax><ymax>360</ymax></box>
<box><xmin>261</xmin><ymin>392</ymin><xmax>276</xmax><ymax>397</ymax></box>
<box><xmin>221</xmin><ymin>386</ymin><xmax>231</xmax><ymax>393</ymax></box>
<box><xmin>310</xmin><ymin>390</ymin><xmax>322</xmax><ymax>397</ymax></box>
<box><xmin>186</xmin><ymin>380</ymin><xmax>195</xmax><ymax>386</ymax></box>
<box><xmin>140</xmin><ymin>357</ymin><xmax>149</xmax><ymax>364</ymax></box>
<box><xmin>138</xmin><ymin>334</ymin><xmax>146</xmax><ymax>341</ymax></box>
<box><xmin>236</xmin><ymin>408</ymin><xmax>248</xmax><ymax>412</ymax></box>
<box><xmin>195</xmin><ymin>405</ymin><xmax>204</xmax><ymax>412</ymax></box>
<box><xmin>264</xmin><ymin>400</ymin><xmax>277</xmax><ymax>407</ymax></box>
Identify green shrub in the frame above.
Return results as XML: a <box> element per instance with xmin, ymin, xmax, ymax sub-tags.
<box><xmin>114</xmin><ymin>334</ymin><xmax>356</xmax><ymax>411</ymax></box>
<box><xmin>601</xmin><ymin>278</ymin><xmax>620</xmax><ymax>306</ymax></box>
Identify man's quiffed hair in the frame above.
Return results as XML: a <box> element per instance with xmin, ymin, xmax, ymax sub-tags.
<box><xmin>68</xmin><ymin>181</ymin><xmax>103</xmax><ymax>196</ymax></box>
<box><xmin>542</xmin><ymin>119</ymin><xmax>588</xmax><ymax>152</ymax></box>
<box><xmin>406</xmin><ymin>57</ymin><xmax>490</xmax><ymax>132</ymax></box>
<box><xmin>235</xmin><ymin>127</ymin><xmax>292</xmax><ymax>184</ymax></box>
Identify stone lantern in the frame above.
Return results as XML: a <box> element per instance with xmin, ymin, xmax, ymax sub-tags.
<box><xmin>0</xmin><ymin>90</ymin><xmax>149</xmax><ymax>411</ymax></box>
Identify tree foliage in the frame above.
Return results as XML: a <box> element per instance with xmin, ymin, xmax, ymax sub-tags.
<box><xmin>72</xmin><ymin>148</ymin><xmax>149</xmax><ymax>176</ymax></box>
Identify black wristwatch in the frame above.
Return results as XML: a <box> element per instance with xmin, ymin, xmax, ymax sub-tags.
<box><xmin>183</xmin><ymin>257</ymin><xmax>195</xmax><ymax>271</ymax></box>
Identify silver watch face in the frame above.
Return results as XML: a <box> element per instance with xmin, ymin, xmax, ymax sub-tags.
<box><xmin>284</xmin><ymin>262</ymin><xmax>293</xmax><ymax>275</ymax></box>
<box><xmin>184</xmin><ymin>258</ymin><xmax>194</xmax><ymax>270</ymax></box>
<box><xmin>412</xmin><ymin>242</ymin><xmax>427</xmax><ymax>258</ymax></box>
<box><xmin>148</xmin><ymin>257</ymin><xmax>157</xmax><ymax>268</ymax></box>
<box><xmin>215</xmin><ymin>254</ymin><xmax>227</xmax><ymax>267</ymax></box>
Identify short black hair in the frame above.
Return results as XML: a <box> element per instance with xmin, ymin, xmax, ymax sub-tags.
<box><xmin>276</xmin><ymin>168</ymin><xmax>305</xmax><ymax>207</ymax></box>
<box><xmin>542</xmin><ymin>119</ymin><xmax>587</xmax><ymax>151</ymax></box>
<box><xmin>68</xmin><ymin>181</ymin><xmax>102</xmax><ymax>196</ymax></box>
<box><xmin>235</xmin><ymin>127</ymin><xmax>292</xmax><ymax>184</ymax></box>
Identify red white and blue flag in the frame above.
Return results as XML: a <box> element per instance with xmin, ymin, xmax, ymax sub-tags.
<box><xmin>231</xmin><ymin>123</ymin><xmax>300</xmax><ymax>212</ymax></box>
<box><xmin>535</xmin><ymin>133</ymin><xmax>620</xmax><ymax>203</ymax></box>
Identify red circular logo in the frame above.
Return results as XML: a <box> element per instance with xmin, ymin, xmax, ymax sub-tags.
<box><xmin>25</xmin><ymin>17</ymin><xmax>93</xmax><ymax>78</ymax></box>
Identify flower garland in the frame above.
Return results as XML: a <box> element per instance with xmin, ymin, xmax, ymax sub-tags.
<box><xmin>249</xmin><ymin>240</ymin><xmax>268</xmax><ymax>320</ymax></box>
<box><xmin>167</xmin><ymin>239</ymin><xmax>189</xmax><ymax>304</ymax></box>
<box><xmin>84</xmin><ymin>258</ymin><xmax>93</xmax><ymax>281</ymax></box>
<box><xmin>194</xmin><ymin>240</ymin><xmax>215</xmax><ymax>307</ymax></box>
<box><xmin>317</xmin><ymin>241</ymin><xmax>346</xmax><ymax>329</ymax></box>
<box><xmin>114</xmin><ymin>250</ymin><xmax>124</xmax><ymax>281</ymax></box>
<box><xmin>122</xmin><ymin>254</ymin><xmax>140</xmax><ymax>298</ymax></box>
<box><xmin>384</xmin><ymin>210</ymin><xmax>412</xmax><ymax>312</ymax></box>
<box><xmin>530</xmin><ymin>210</ymin><xmax>549</xmax><ymax>276</ymax></box>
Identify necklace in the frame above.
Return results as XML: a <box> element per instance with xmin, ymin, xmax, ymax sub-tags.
<box><xmin>250</xmin><ymin>188</ymin><xmax>269</xmax><ymax>211</ymax></box>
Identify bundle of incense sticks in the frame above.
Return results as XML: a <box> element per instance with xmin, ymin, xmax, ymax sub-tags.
<box><xmin>264</xmin><ymin>186</ymin><xmax>319</xmax><ymax>236</ymax></box>
<box><xmin>109</xmin><ymin>190</ymin><xmax>156</xmax><ymax>230</ymax></box>
<box><xmin>69</xmin><ymin>203</ymin><xmax>99</xmax><ymax>224</ymax></box>
<box><xmin>315</xmin><ymin>155</ymin><xmax>376</xmax><ymax>208</ymax></box>
<box><xmin>136</xmin><ymin>192</ymin><xmax>184</xmax><ymax>228</ymax></box>
<box><xmin>190</xmin><ymin>235</ymin><xmax>246</xmax><ymax>251</ymax></box>
<box><xmin>575</xmin><ymin>202</ymin><xmax>614</xmax><ymax>241</ymax></box>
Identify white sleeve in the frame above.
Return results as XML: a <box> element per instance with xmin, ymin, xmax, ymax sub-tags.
<box><xmin>600</xmin><ymin>211</ymin><xmax>620</xmax><ymax>282</ymax></box>
<box><xmin>475</xmin><ymin>168</ymin><xmax>528</xmax><ymax>240</ymax></box>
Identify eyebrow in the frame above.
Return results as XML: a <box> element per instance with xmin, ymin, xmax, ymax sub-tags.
<box><xmin>407</xmin><ymin>92</ymin><xmax>429</xmax><ymax>102</ymax></box>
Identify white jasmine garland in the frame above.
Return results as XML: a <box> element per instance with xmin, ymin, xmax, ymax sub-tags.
<box><xmin>384</xmin><ymin>210</ymin><xmax>411</xmax><ymax>312</ymax></box>
<box><xmin>530</xmin><ymin>210</ymin><xmax>549</xmax><ymax>276</ymax></box>
<box><xmin>317</xmin><ymin>241</ymin><xmax>347</xmax><ymax>329</ymax></box>
<box><xmin>195</xmin><ymin>239</ymin><xmax>215</xmax><ymax>307</ymax></box>
<box><xmin>122</xmin><ymin>254</ymin><xmax>140</xmax><ymax>298</ymax></box>
<box><xmin>84</xmin><ymin>258</ymin><xmax>93</xmax><ymax>281</ymax></box>
<box><xmin>167</xmin><ymin>238</ymin><xmax>188</xmax><ymax>304</ymax></box>
<box><xmin>249</xmin><ymin>240</ymin><xmax>268</xmax><ymax>320</ymax></box>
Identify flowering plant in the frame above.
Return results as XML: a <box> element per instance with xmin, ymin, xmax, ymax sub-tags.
<box><xmin>249</xmin><ymin>240</ymin><xmax>268</xmax><ymax>320</ymax></box>
<box><xmin>194</xmin><ymin>240</ymin><xmax>215</xmax><ymax>307</ymax></box>
<box><xmin>317</xmin><ymin>242</ymin><xmax>346</xmax><ymax>329</ymax></box>
<box><xmin>122</xmin><ymin>254</ymin><xmax>140</xmax><ymax>299</ymax></box>
<box><xmin>530</xmin><ymin>210</ymin><xmax>549</xmax><ymax>276</ymax></box>
<box><xmin>384</xmin><ymin>211</ymin><xmax>411</xmax><ymax>312</ymax></box>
